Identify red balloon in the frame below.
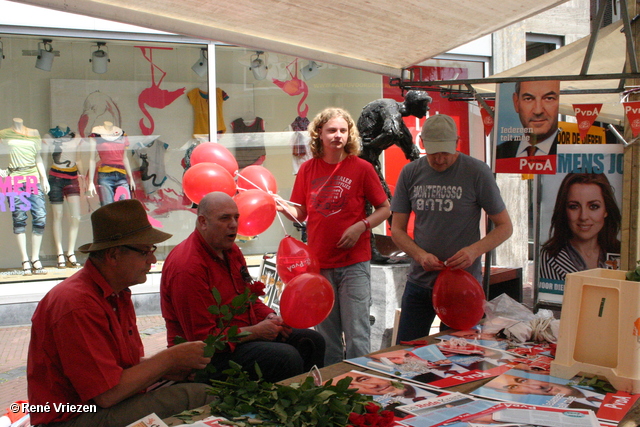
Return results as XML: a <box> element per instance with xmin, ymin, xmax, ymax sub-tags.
<box><xmin>279</xmin><ymin>273</ymin><xmax>334</xmax><ymax>329</ymax></box>
<box><xmin>237</xmin><ymin>165</ymin><xmax>278</xmax><ymax>194</ymax></box>
<box><xmin>234</xmin><ymin>189</ymin><xmax>276</xmax><ymax>236</ymax></box>
<box><xmin>432</xmin><ymin>268</ymin><xmax>485</xmax><ymax>330</ymax></box>
<box><xmin>276</xmin><ymin>236</ymin><xmax>320</xmax><ymax>284</ymax></box>
<box><xmin>190</xmin><ymin>142</ymin><xmax>239</xmax><ymax>176</ymax></box>
<box><xmin>183</xmin><ymin>162</ymin><xmax>236</xmax><ymax>204</ymax></box>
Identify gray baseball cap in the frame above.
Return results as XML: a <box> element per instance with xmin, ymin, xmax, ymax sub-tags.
<box><xmin>421</xmin><ymin>114</ymin><xmax>458</xmax><ymax>154</ymax></box>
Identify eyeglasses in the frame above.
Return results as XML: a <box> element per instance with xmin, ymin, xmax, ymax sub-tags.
<box><xmin>122</xmin><ymin>245</ymin><xmax>157</xmax><ymax>256</ymax></box>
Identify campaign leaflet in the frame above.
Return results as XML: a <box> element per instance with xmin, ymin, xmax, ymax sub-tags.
<box><xmin>468</xmin><ymin>369</ymin><xmax>637</xmax><ymax>423</ymax></box>
<box><xmin>395</xmin><ymin>392</ymin><xmax>497</xmax><ymax>427</ymax></box>
<box><xmin>440</xmin><ymin>401</ymin><xmax>600</xmax><ymax>427</ymax></box>
<box><xmin>345</xmin><ymin>345</ymin><xmax>520</xmax><ymax>389</ymax></box>
<box><xmin>325</xmin><ymin>370</ymin><xmax>443</xmax><ymax>412</ymax></box>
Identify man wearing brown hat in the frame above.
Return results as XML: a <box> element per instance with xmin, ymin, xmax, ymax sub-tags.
<box><xmin>390</xmin><ymin>114</ymin><xmax>513</xmax><ymax>343</ymax></box>
<box><xmin>27</xmin><ymin>199</ymin><xmax>214</xmax><ymax>427</ymax></box>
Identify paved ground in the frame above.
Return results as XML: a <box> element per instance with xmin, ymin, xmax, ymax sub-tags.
<box><xmin>0</xmin><ymin>314</ymin><xmax>169</xmax><ymax>413</ymax></box>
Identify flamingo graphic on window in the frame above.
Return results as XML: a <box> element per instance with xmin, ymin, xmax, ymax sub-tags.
<box><xmin>135</xmin><ymin>46</ymin><xmax>186</xmax><ymax>135</ymax></box>
<box><xmin>272</xmin><ymin>58</ymin><xmax>309</xmax><ymax>118</ymax></box>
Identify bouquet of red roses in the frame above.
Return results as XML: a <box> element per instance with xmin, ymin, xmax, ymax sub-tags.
<box><xmin>348</xmin><ymin>402</ymin><xmax>395</xmax><ymax>427</ymax></box>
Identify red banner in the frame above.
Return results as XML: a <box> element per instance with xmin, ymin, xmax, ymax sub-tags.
<box><xmin>623</xmin><ymin>101</ymin><xmax>640</xmax><ymax>137</ymax></box>
<box><xmin>480</xmin><ymin>100</ymin><xmax>495</xmax><ymax>136</ymax></box>
<box><xmin>572</xmin><ymin>103</ymin><xmax>602</xmax><ymax>143</ymax></box>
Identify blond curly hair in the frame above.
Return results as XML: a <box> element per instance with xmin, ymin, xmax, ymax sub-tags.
<box><xmin>308</xmin><ymin>107</ymin><xmax>361</xmax><ymax>158</ymax></box>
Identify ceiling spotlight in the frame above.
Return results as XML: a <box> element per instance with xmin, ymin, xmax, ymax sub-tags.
<box><xmin>0</xmin><ymin>40</ymin><xmax>4</xmax><ymax>70</ymax></box>
<box><xmin>301</xmin><ymin>60</ymin><xmax>321</xmax><ymax>80</ymax></box>
<box><xmin>191</xmin><ymin>48</ymin><xmax>208</xmax><ymax>77</ymax></box>
<box><xmin>249</xmin><ymin>51</ymin><xmax>268</xmax><ymax>80</ymax></box>
<box><xmin>35</xmin><ymin>39</ymin><xmax>54</xmax><ymax>71</ymax></box>
<box><xmin>90</xmin><ymin>42</ymin><xmax>110</xmax><ymax>74</ymax></box>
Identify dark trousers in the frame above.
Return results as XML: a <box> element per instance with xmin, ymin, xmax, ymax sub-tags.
<box><xmin>206</xmin><ymin>328</ymin><xmax>325</xmax><ymax>383</ymax></box>
<box><xmin>395</xmin><ymin>281</ymin><xmax>448</xmax><ymax>344</ymax></box>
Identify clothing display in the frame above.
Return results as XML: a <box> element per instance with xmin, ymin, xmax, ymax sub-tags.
<box><xmin>46</xmin><ymin>127</ymin><xmax>82</xmax><ymax>179</ymax></box>
<box><xmin>132</xmin><ymin>138</ymin><xmax>169</xmax><ymax>194</ymax></box>
<box><xmin>0</xmin><ymin>128</ymin><xmax>42</xmax><ymax>177</ymax></box>
<box><xmin>231</xmin><ymin>117</ymin><xmax>267</xmax><ymax>169</ymax></box>
<box><xmin>187</xmin><ymin>87</ymin><xmax>228</xmax><ymax>135</ymax></box>
<box><xmin>90</xmin><ymin>125</ymin><xmax>131</xmax><ymax>205</ymax></box>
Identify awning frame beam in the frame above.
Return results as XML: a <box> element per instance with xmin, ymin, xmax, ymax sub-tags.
<box><xmin>391</xmin><ymin>1</ymin><xmax>639</xmax><ymax>98</ymax></box>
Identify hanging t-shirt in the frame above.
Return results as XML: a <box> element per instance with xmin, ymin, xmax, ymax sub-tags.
<box><xmin>231</xmin><ymin>117</ymin><xmax>267</xmax><ymax>169</ymax></box>
<box><xmin>187</xmin><ymin>87</ymin><xmax>228</xmax><ymax>135</ymax></box>
<box><xmin>132</xmin><ymin>138</ymin><xmax>169</xmax><ymax>194</ymax></box>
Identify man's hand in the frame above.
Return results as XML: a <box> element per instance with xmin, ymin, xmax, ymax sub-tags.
<box><xmin>416</xmin><ymin>252</ymin><xmax>445</xmax><ymax>272</ymax></box>
<box><xmin>445</xmin><ymin>247</ymin><xmax>479</xmax><ymax>270</ymax></box>
<box><xmin>163</xmin><ymin>341</ymin><xmax>211</xmax><ymax>379</ymax></box>
<box><xmin>243</xmin><ymin>318</ymin><xmax>284</xmax><ymax>342</ymax></box>
<box><xmin>337</xmin><ymin>221</ymin><xmax>366</xmax><ymax>249</ymax></box>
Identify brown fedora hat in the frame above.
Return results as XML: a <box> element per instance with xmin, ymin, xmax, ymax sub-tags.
<box><xmin>78</xmin><ymin>199</ymin><xmax>172</xmax><ymax>253</ymax></box>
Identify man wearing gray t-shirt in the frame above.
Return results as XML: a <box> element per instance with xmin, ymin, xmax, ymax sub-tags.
<box><xmin>390</xmin><ymin>114</ymin><xmax>513</xmax><ymax>343</ymax></box>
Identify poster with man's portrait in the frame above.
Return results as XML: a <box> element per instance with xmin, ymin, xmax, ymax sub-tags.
<box><xmin>493</xmin><ymin>80</ymin><xmax>561</xmax><ymax>174</ymax></box>
<box><xmin>537</xmin><ymin>144</ymin><xmax>624</xmax><ymax>303</ymax></box>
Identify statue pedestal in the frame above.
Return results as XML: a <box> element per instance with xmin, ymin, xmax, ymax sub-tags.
<box><xmin>369</xmin><ymin>263</ymin><xmax>409</xmax><ymax>351</ymax></box>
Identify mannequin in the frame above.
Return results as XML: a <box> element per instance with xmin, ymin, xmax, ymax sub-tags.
<box><xmin>0</xmin><ymin>118</ymin><xmax>50</xmax><ymax>275</ymax></box>
<box><xmin>86</xmin><ymin>121</ymin><xmax>136</xmax><ymax>206</ymax></box>
<box><xmin>231</xmin><ymin>113</ymin><xmax>266</xmax><ymax>169</ymax></box>
<box><xmin>43</xmin><ymin>123</ymin><xmax>83</xmax><ymax>268</ymax></box>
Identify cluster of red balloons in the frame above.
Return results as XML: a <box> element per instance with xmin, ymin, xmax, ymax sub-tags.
<box><xmin>432</xmin><ymin>267</ymin><xmax>485</xmax><ymax>330</ymax></box>
<box><xmin>182</xmin><ymin>142</ymin><xmax>278</xmax><ymax>236</ymax></box>
<box><xmin>276</xmin><ymin>236</ymin><xmax>334</xmax><ymax>329</ymax></box>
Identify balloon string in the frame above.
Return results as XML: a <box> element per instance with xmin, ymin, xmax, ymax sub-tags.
<box><xmin>276</xmin><ymin>211</ymin><xmax>288</xmax><ymax>234</ymax></box>
<box><xmin>237</xmin><ymin>174</ymin><xmax>264</xmax><ymax>192</ymax></box>
<box><xmin>274</xmin><ymin>199</ymin><xmax>304</xmax><ymax>227</ymax></box>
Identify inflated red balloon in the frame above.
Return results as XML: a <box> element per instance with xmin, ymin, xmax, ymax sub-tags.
<box><xmin>190</xmin><ymin>142</ymin><xmax>239</xmax><ymax>176</ymax></box>
<box><xmin>237</xmin><ymin>165</ymin><xmax>278</xmax><ymax>194</ymax></box>
<box><xmin>276</xmin><ymin>236</ymin><xmax>320</xmax><ymax>284</ymax></box>
<box><xmin>234</xmin><ymin>189</ymin><xmax>276</xmax><ymax>236</ymax></box>
<box><xmin>279</xmin><ymin>273</ymin><xmax>334</xmax><ymax>329</ymax></box>
<box><xmin>432</xmin><ymin>268</ymin><xmax>485</xmax><ymax>330</ymax></box>
<box><xmin>183</xmin><ymin>162</ymin><xmax>236</xmax><ymax>204</ymax></box>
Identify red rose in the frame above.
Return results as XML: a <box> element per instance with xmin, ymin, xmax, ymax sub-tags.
<box><xmin>365</xmin><ymin>402</ymin><xmax>380</xmax><ymax>413</ymax></box>
<box><xmin>348</xmin><ymin>412</ymin><xmax>365</xmax><ymax>426</ymax></box>
<box><xmin>250</xmin><ymin>280</ymin><xmax>266</xmax><ymax>297</ymax></box>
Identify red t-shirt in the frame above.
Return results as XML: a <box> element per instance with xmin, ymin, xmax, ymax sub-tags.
<box><xmin>290</xmin><ymin>155</ymin><xmax>388</xmax><ymax>268</ymax></box>
<box><xmin>160</xmin><ymin>231</ymin><xmax>274</xmax><ymax>349</ymax></box>
<box><xmin>27</xmin><ymin>260</ymin><xmax>143</xmax><ymax>425</ymax></box>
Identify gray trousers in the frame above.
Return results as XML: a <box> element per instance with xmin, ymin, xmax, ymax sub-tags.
<box><xmin>45</xmin><ymin>382</ymin><xmax>214</xmax><ymax>427</ymax></box>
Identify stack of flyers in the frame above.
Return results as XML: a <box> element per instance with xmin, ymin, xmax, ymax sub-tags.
<box><xmin>125</xmin><ymin>413</ymin><xmax>169</xmax><ymax>427</ymax></box>
<box><xmin>468</xmin><ymin>369</ymin><xmax>640</xmax><ymax>423</ymax></box>
<box><xmin>326</xmin><ymin>370</ymin><xmax>443</xmax><ymax>412</ymax></box>
<box><xmin>443</xmin><ymin>401</ymin><xmax>600</xmax><ymax>427</ymax></box>
<box><xmin>189</xmin><ymin>416</ymin><xmax>233</xmax><ymax>427</ymax></box>
<box><xmin>394</xmin><ymin>392</ymin><xmax>497</xmax><ymax>426</ymax></box>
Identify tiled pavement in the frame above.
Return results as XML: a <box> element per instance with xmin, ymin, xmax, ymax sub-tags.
<box><xmin>0</xmin><ymin>315</ymin><xmax>169</xmax><ymax>413</ymax></box>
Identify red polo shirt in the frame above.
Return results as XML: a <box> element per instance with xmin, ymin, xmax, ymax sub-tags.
<box><xmin>27</xmin><ymin>259</ymin><xmax>143</xmax><ymax>425</ymax></box>
<box><xmin>161</xmin><ymin>230</ymin><xmax>274</xmax><ymax>349</ymax></box>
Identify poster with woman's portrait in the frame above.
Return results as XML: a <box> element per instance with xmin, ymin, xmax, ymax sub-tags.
<box><xmin>537</xmin><ymin>144</ymin><xmax>624</xmax><ymax>303</ymax></box>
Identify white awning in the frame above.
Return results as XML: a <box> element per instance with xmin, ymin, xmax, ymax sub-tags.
<box><xmin>9</xmin><ymin>0</ymin><xmax>567</xmax><ymax>77</ymax></box>
<box><xmin>473</xmin><ymin>20</ymin><xmax>627</xmax><ymax>125</ymax></box>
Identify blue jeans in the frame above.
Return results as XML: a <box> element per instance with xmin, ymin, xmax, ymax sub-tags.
<box><xmin>98</xmin><ymin>171</ymin><xmax>130</xmax><ymax>206</ymax></box>
<box><xmin>395</xmin><ymin>281</ymin><xmax>448</xmax><ymax>344</ymax></box>
<box><xmin>12</xmin><ymin>182</ymin><xmax>46</xmax><ymax>235</ymax></box>
<box><xmin>317</xmin><ymin>261</ymin><xmax>371</xmax><ymax>365</ymax></box>
<box><xmin>48</xmin><ymin>175</ymin><xmax>80</xmax><ymax>203</ymax></box>
<box><xmin>206</xmin><ymin>327</ymin><xmax>325</xmax><ymax>383</ymax></box>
